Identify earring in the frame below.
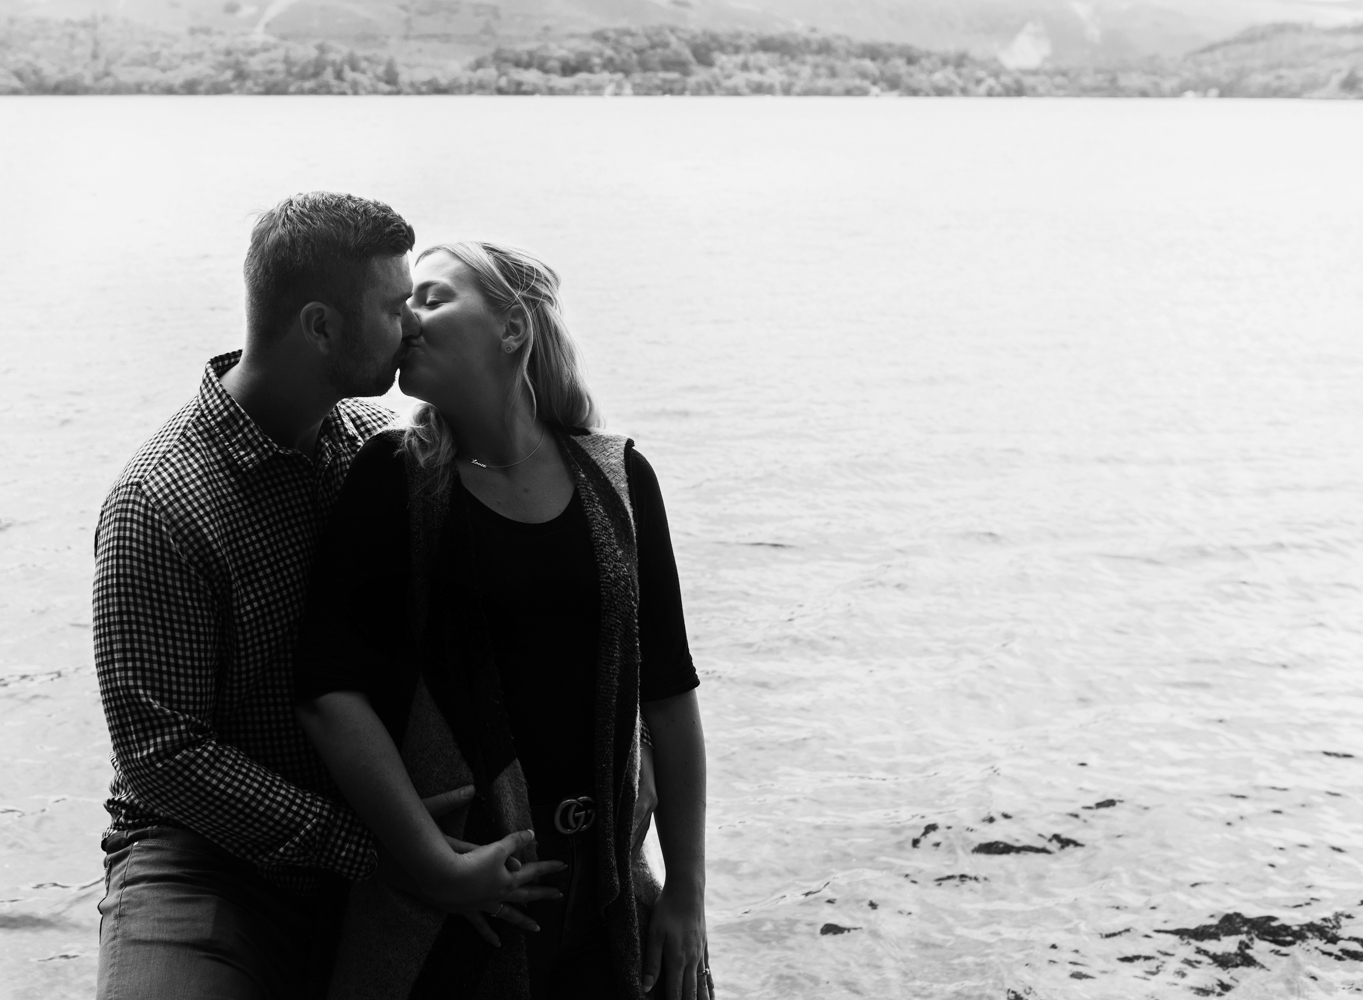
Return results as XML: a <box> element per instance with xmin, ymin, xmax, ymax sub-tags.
<box><xmin>504</xmin><ymin>344</ymin><xmax>515</xmax><ymax>354</ymax></box>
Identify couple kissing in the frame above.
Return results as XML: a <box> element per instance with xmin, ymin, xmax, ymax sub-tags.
<box><xmin>92</xmin><ymin>192</ymin><xmax>712</xmax><ymax>1000</ymax></box>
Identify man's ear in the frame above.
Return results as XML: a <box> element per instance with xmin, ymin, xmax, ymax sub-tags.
<box><xmin>500</xmin><ymin>308</ymin><xmax>528</xmax><ymax>355</ymax></box>
<box><xmin>298</xmin><ymin>301</ymin><xmax>345</xmax><ymax>355</ymax></box>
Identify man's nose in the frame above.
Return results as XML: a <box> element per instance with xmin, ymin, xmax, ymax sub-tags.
<box><xmin>401</xmin><ymin>304</ymin><xmax>421</xmax><ymax>339</ymax></box>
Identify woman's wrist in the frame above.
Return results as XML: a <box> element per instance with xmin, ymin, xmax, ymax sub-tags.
<box><xmin>392</xmin><ymin>828</ymin><xmax>465</xmax><ymax>888</ymax></box>
<box><xmin>421</xmin><ymin>850</ymin><xmax>484</xmax><ymax>908</ymax></box>
<box><xmin>662</xmin><ymin>868</ymin><xmax>706</xmax><ymax>905</ymax></box>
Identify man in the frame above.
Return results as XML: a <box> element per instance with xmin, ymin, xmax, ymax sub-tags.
<box><xmin>92</xmin><ymin>192</ymin><xmax>420</xmax><ymax>998</ymax></box>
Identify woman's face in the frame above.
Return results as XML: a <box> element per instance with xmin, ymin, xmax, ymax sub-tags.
<box><xmin>400</xmin><ymin>252</ymin><xmax>508</xmax><ymax>407</ymax></box>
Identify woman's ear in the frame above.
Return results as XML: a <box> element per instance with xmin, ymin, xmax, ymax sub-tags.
<box><xmin>500</xmin><ymin>308</ymin><xmax>528</xmax><ymax>355</ymax></box>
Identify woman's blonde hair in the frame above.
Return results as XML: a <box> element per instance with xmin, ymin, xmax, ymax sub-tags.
<box><xmin>401</xmin><ymin>241</ymin><xmax>600</xmax><ymax>475</ymax></box>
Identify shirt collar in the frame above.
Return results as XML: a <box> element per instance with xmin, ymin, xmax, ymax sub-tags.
<box><xmin>198</xmin><ymin>351</ymin><xmax>363</xmax><ymax>473</ymax></box>
<box><xmin>316</xmin><ymin>400</ymin><xmax>367</xmax><ymax>467</ymax></box>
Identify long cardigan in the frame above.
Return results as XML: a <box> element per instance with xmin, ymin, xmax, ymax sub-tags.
<box><xmin>326</xmin><ymin>429</ymin><xmax>660</xmax><ymax>1000</ymax></box>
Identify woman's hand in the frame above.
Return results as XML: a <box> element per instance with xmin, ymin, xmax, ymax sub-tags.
<box><xmin>640</xmin><ymin>691</ymin><xmax>709</xmax><ymax>998</ymax></box>
<box><xmin>298</xmin><ymin>694</ymin><xmax>566</xmax><ymax>944</ymax></box>
<box><xmin>642</xmin><ymin>882</ymin><xmax>709</xmax><ymax>999</ymax></box>
<box><xmin>413</xmin><ymin>823</ymin><xmax>565</xmax><ymax>947</ymax></box>
<box><xmin>418</xmin><ymin>788</ymin><xmax>559</xmax><ymax>947</ymax></box>
<box><xmin>374</xmin><ymin>824</ymin><xmax>562</xmax><ymax>945</ymax></box>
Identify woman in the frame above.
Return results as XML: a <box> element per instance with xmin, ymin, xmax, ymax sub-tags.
<box><xmin>294</xmin><ymin>241</ymin><xmax>710</xmax><ymax>1000</ymax></box>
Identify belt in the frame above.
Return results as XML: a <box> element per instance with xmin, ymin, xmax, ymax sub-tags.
<box><xmin>551</xmin><ymin>795</ymin><xmax>598</xmax><ymax>836</ymax></box>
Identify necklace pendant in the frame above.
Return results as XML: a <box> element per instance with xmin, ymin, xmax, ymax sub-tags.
<box><xmin>463</xmin><ymin>430</ymin><xmax>545</xmax><ymax>471</ymax></box>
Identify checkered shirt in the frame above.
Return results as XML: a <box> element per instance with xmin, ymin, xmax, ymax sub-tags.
<box><xmin>93</xmin><ymin>351</ymin><xmax>392</xmax><ymax>889</ymax></box>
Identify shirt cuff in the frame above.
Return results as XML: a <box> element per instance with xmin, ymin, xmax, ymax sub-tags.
<box><xmin>316</xmin><ymin>802</ymin><xmax>379</xmax><ymax>882</ymax></box>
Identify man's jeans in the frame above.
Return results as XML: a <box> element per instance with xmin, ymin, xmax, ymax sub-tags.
<box><xmin>96</xmin><ymin>826</ymin><xmax>337</xmax><ymax>1000</ymax></box>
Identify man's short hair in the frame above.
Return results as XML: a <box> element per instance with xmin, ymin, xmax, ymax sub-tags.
<box><xmin>244</xmin><ymin>192</ymin><xmax>415</xmax><ymax>339</ymax></box>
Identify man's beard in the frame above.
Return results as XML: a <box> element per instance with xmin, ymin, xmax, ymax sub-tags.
<box><xmin>326</xmin><ymin>324</ymin><xmax>400</xmax><ymax>398</ymax></box>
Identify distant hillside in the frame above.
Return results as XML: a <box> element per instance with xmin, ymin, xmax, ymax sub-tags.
<box><xmin>1</xmin><ymin>0</ymin><xmax>1361</xmax><ymax>67</ymax></box>
<box><xmin>2</xmin><ymin>18</ymin><xmax>1359</xmax><ymax>95</ymax></box>
<box><xmin>1179</xmin><ymin>20</ymin><xmax>1363</xmax><ymax>94</ymax></box>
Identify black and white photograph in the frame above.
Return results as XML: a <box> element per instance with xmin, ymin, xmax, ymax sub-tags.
<box><xmin>1</xmin><ymin>1</ymin><xmax>1361</xmax><ymax>998</ymax></box>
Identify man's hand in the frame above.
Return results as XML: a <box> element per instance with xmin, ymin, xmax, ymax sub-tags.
<box><xmin>633</xmin><ymin>743</ymin><xmax>658</xmax><ymax>859</ymax></box>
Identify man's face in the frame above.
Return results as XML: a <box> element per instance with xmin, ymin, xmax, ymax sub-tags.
<box><xmin>327</xmin><ymin>255</ymin><xmax>417</xmax><ymax>398</ymax></box>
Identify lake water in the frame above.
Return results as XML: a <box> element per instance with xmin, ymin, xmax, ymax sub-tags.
<box><xmin>2</xmin><ymin>96</ymin><xmax>1362</xmax><ymax>1000</ymax></box>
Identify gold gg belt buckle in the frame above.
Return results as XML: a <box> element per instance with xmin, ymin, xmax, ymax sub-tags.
<box><xmin>553</xmin><ymin>796</ymin><xmax>597</xmax><ymax>835</ymax></box>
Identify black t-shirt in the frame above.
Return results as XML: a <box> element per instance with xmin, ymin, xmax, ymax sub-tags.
<box><xmin>295</xmin><ymin>433</ymin><xmax>698</xmax><ymax>811</ymax></box>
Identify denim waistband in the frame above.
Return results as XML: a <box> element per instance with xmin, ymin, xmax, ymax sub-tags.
<box><xmin>102</xmin><ymin>823</ymin><xmax>199</xmax><ymax>855</ymax></box>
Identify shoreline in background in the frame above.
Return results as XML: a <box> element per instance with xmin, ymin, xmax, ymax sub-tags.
<box><xmin>1</xmin><ymin>20</ymin><xmax>1361</xmax><ymax>98</ymax></box>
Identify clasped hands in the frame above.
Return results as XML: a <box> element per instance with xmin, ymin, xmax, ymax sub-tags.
<box><xmin>380</xmin><ymin>770</ymin><xmax>660</xmax><ymax>950</ymax></box>
<box><xmin>374</xmin><ymin>784</ymin><xmax>561</xmax><ymax>947</ymax></box>
<box><xmin>376</xmin><ymin>752</ymin><xmax>697</xmax><ymax>996</ymax></box>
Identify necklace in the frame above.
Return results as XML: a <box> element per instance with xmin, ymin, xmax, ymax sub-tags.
<box><xmin>466</xmin><ymin>429</ymin><xmax>546</xmax><ymax>470</ymax></box>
